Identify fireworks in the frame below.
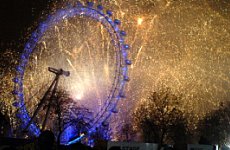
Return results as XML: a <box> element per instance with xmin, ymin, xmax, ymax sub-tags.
<box><xmin>11</xmin><ymin>2</ymin><xmax>132</xmax><ymax>141</ymax></box>
<box><xmin>111</xmin><ymin>0</ymin><xmax>230</xmax><ymax>118</ymax></box>
<box><xmin>0</xmin><ymin>0</ymin><xmax>230</xmax><ymax>138</ymax></box>
<box><xmin>23</xmin><ymin>16</ymin><xmax>116</xmax><ymax>113</ymax></box>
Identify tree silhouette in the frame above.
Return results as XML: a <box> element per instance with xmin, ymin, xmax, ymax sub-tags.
<box><xmin>91</xmin><ymin>124</ymin><xmax>112</xmax><ymax>150</ymax></box>
<box><xmin>133</xmin><ymin>88</ymin><xmax>188</xmax><ymax>149</ymax></box>
<box><xmin>51</xmin><ymin>89</ymin><xmax>92</xmax><ymax>144</ymax></box>
<box><xmin>120</xmin><ymin>122</ymin><xmax>135</xmax><ymax>142</ymax></box>
<box><xmin>0</xmin><ymin>110</ymin><xmax>11</xmax><ymax>137</ymax></box>
<box><xmin>198</xmin><ymin>102</ymin><xmax>230</xmax><ymax>146</ymax></box>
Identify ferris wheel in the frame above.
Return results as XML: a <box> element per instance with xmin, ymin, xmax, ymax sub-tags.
<box><xmin>12</xmin><ymin>1</ymin><xmax>131</xmax><ymax>145</ymax></box>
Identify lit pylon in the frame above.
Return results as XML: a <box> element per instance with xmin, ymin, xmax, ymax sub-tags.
<box><xmin>23</xmin><ymin>67</ymin><xmax>70</xmax><ymax>132</ymax></box>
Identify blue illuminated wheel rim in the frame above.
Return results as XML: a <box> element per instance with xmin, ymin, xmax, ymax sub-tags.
<box><xmin>12</xmin><ymin>1</ymin><xmax>131</xmax><ymax>144</ymax></box>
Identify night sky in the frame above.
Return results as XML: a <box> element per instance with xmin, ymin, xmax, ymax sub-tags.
<box><xmin>0</xmin><ymin>0</ymin><xmax>53</xmax><ymax>49</ymax></box>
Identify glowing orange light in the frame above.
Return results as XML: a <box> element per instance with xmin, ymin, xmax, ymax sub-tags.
<box><xmin>137</xmin><ymin>18</ymin><xmax>143</xmax><ymax>25</ymax></box>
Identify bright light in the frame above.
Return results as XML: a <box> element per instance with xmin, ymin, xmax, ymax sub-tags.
<box><xmin>131</xmin><ymin>64</ymin><xmax>134</xmax><ymax>69</ymax></box>
<box><xmin>137</xmin><ymin>17</ymin><xmax>143</xmax><ymax>25</ymax></box>
<box><xmin>80</xmin><ymin>133</ymin><xmax>85</xmax><ymax>136</ymax></box>
<box><xmin>75</xmin><ymin>93</ymin><xmax>83</xmax><ymax>100</ymax></box>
